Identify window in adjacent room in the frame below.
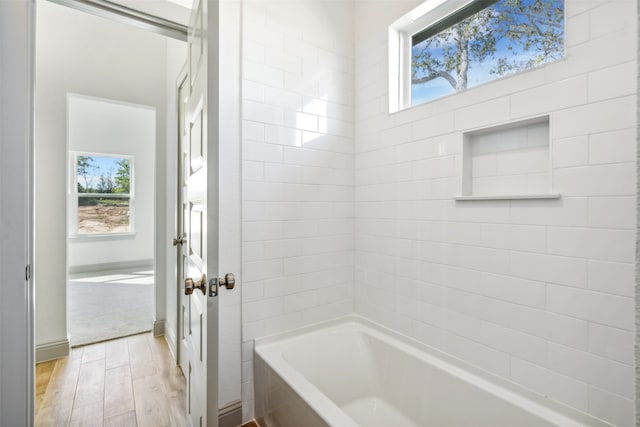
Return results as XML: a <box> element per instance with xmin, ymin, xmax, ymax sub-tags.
<box><xmin>389</xmin><ymin>0</ymin><xmax>565</xmax><ymax>111</ymax></box>
<box><xmin>71</xmin><ymin>153</ymin><xmax>134</xmax><ymax>235</ymax></box>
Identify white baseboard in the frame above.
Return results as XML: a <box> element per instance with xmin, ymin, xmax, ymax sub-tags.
<box><xmin>153</xmin><ymin>319</ymin><xmax>165</xmax><ymax>337</ymax></box>
<box><xmin>68</xmin><ymin>259</ymin><xmax>154</xmax><ymax>276</ymax></box>
<box><xmin>219</xmin><ymin>400</ymin><xmax>242</xmax><ymax>427</ymax></box>
<box><xmin>36</xmin><ymin>339</ymin><xmax>70</xmax><ymax>363</ymax></box>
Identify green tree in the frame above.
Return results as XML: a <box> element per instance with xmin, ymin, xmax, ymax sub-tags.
<box><xmin>97</xmin><ymin>171</ymin><xmax>115</xmax><ymax>193</ymax></box>
<box><xmin>114</xmin><ymin>159</ymin><xmax>130</xmax><ymax>194</ymax></box>
<box><xmin>76</xmin><ymin>155</ymin><xmax>95</xmax><ymax>193</ymax></box>
<box><xmin>412</xmin><ymin>0</ymin><xmax>564</xmax><ymax>92</ymax></box>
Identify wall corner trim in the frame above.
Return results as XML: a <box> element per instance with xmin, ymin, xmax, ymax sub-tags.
<box><xmin>35</xmin><ymin>339</ymin><xmax>70</xmax><ymax>363</ymax></box>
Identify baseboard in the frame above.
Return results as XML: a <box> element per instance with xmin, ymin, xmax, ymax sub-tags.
<box><xmin>219</xmin><ymin>400</ymin><xmax>242</xmax><ymax>427</ymax></box>
<box><xmin>153</xmin><ymin>319</ymin><xmax>165</xmax><ymax>337</ymax></box>
<box><xmin>36</xmin><ymin>339</ymin><xmax>70</xmax><ymax>363</ymax></box>
<box><xmin>68</xmin><ymin>259</ymin><xmax>154</xmax><ymax>276</ymax></box>
<box><xmin>163</xmin><ymin>320</ymin><xmax>177</xmax><ymax>361</ymax></box>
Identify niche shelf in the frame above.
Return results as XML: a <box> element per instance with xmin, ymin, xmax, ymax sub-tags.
<box><xmin>456</xmin><ymin>115</ymin><xmax>560</xmax><ymax>201</ymax></box>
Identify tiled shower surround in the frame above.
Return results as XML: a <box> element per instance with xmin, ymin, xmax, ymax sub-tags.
<box><xmin>240</xmin><ymin>0</ymin><xmax>355</xmax><ymax>419</ymax></box>
<box><xmin>241</xmin><ymin>0</ymin><xmax>637</xmax><ymax>425</ymax></box>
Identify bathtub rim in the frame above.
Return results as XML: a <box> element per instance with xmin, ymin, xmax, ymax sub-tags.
<box><xmin>254</xmin><ymin>314</ymin><xmax>612</xmax><ymax>427</ymax></box>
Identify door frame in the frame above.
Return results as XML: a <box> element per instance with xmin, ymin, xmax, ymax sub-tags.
<box><xmin>12</xmin><ymin>0</ymin><xmax>199</xmax><ymax>423</ymax></box>
<box><xmin>45</xmin><ymin>0</ymin><xmax>188</xmax><ymax>349</ymax></box>
<box><xmin>0</xmin><ymin>0</ymin><xmax>35</xmax><ymax>425</ymax></box>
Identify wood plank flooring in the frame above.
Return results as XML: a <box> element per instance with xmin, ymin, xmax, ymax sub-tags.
<box><xmin>36</xmin><ymin>333</ymin><xmax>186</xmax><ymax>427</ymax></box>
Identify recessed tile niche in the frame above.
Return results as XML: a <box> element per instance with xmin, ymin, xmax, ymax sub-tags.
<box><xmin>458</xmin><ymin>116</ymin><xmax>559</xmax><ymax>200</ymax></box>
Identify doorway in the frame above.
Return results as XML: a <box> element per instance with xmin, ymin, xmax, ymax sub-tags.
<box><xmin>33</xmin><ymin>0</ymin><xmax>189</xmax><ymax>422</ymax></box>
<box><xmin>34</xmin><ymin>0</ymin><xmax>187</xmax><ymax>354</ymax></box>
<box><xmin>66</xmin><ymin>95</ymin><xmax>156</xmax><ymax>346</ymax></box>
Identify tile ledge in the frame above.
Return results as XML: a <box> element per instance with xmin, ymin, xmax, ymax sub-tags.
<box><xmin>454</xmin><ymin>193</ymin><xmax>561</xmax><ymax>201</ymax></box>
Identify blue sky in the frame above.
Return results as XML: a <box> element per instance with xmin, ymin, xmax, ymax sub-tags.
<box><xmin>91</xmin><ymin>156</ymin><xmax>121</xmax><ymax>173</ymax></box>
<box><xmin>77</xmin><ymin>155</ymin><xmax>128</xmax><ymax>189</ymax></box>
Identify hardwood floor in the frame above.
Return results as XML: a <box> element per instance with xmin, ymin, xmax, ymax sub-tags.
<box><xmin>36</xmin><ymin>333</ymin><xmax>186</xmax><ymax>427</ymax></box>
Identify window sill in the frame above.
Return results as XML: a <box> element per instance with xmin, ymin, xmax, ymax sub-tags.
<box><xmin>69</xmin><ymin>232</ymin><xmax>137</xmax><ymax>242</ymax></box>
<box><xmin>454</xmin><ymin>194</ymin><xmax>561</xmax><ymax>201</ymax></box>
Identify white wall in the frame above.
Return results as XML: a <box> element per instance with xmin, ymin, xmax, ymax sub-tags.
<box><xmin>67</xmin><ymin>95</ymin><xmax>155</xmax><ymax>268</ymax></box>
<box><xmin>35</xmin><ymin>0</ymin><xmax>168</xmax><ymax>350</ymax></box>
<box><xmin>0</xmin><ymin>0</ymin><xmax>35</xmax><ymax>425</ymax></box>
<box><xmin>240</xmin><ymin>0</ymin><xmax>355</xmax><ymax>419</ymax></box>
<box><xmin>218</xmin><ymin>0</ymin><xmax>243</xmax><ymax>411</ymax></box>
<box><xmin>354</xmin><ymin>1</ymin><xmax>637</xmax><ymax>426</ymax></box>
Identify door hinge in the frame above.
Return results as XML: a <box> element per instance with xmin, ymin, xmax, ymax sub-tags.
<box><xmin>25</xmin><ymin>264</ymin><xmax>31</xmax><ymax>281</ymax></box>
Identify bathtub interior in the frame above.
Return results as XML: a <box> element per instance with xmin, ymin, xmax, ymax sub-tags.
<box><xmin>275</xmin><ymin>323</ymin><xmax>569</xmax><ymax>427</ymax></box>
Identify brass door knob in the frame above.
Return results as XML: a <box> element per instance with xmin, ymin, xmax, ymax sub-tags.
<box><xmin>219</xmin><ymin>273</ymin><xmax>235</xmax><ymax>290</ymax></box>
<box><xmin>185</xmin><ymin>274</ymin><xmax>206</xmax><ymax>295</ymax></box>
<box><xmin>209</xmin><ymin>273</ymin><xmax>236</xmax><ymax>297</ymax></box>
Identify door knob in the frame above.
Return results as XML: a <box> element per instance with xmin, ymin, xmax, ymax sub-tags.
<box><xmin>185</xmin><ymin>274</ymin><xmax>206</xmax><ymax>295</ymax></box>
<box><xmin>219</xmin><ymin>273</ymin><xmax>235</xmax><ymax>290</ymax></box>
<box><xmin>208</xmin><ymin>273</ymin><xmax>236</xmax><ymax>297</ymax></box>
<box><xmin>173</xmin><ymin>236</ymin><xmax>187</xmax><ymax>246</ymax></box>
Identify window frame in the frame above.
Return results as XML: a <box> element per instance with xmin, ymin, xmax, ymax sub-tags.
<box><xmin>69</xmin><ymin>151</ymin><xmax>136</xmax><ymax>238</ymax></box>
<box><xmin>389</xmin><ymin>0</ymin><xmax>566</xmax><ymax>112</ymax></box>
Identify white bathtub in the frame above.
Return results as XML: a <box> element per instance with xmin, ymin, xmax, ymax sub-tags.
<box><xmin>254</xmin><ymin>315</ymin><xmax>611</xmax><ymax>427</ymax></box>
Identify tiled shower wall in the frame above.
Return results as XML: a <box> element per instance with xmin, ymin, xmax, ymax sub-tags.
<box><xmin>240</xmin><ymin>0</ymin><xmax>355</xmax><ymax>419</ymax></box>
<box><xmin>354</xmin><ymin>0</ymin><xmax>636</xmax><ymax>426</ymax></box>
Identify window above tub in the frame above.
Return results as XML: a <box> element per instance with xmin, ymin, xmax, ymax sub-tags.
<box><xmin>389</xmin><ymin>0</ymin><xmax>565</xmax><ymax>112</ymax></box>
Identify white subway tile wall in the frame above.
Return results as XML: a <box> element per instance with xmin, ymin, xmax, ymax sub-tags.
<box><xmin>241</xmin><ymin>0</ymin><xmax>637</xmax><ymax>425</ymax></box>
<box><xmin>353</xmin><ymin>1</ymin><xmax>636</xmax><ymax>426</ymax></box>
<box><xmin>241</xmin><ymin>0</ymin><xmax>355</xmax><ymax>420</ymax></box>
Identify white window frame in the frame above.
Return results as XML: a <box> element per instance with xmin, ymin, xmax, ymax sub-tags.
<box><xmin>389</xmin><ymin>0</ymin><xmax>565</xmax><ymax>113</ymax></box>
<box><xmin>69</xmin><ymin>151</ymin><xmax>136</xmax><ymax>238</ymax></box>
<box><xmin>389</xmin><ymin>0</ymin><xmax>474</xmax><ymax>113</ymax></box>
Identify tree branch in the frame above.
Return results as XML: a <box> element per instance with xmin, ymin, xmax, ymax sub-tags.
<box><xmin>412</xmin><ymin>71</ymin><xmax>457</xmax><ymax>89</ymax></box>
<box><xmin>502</xmin><ymin>10</ymin><xmax>564</xmax><ymax>29</ymax></box>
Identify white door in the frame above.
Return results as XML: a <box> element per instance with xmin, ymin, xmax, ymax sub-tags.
<box><xmin>179</xmin><ymin>0</ymin><xmax>221</xmax><ymax>425</ymax></box>
<box><xmin>176</xmin><ymin>64</ymin><xmax>190</xmax><ymax>383</ymax></box>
